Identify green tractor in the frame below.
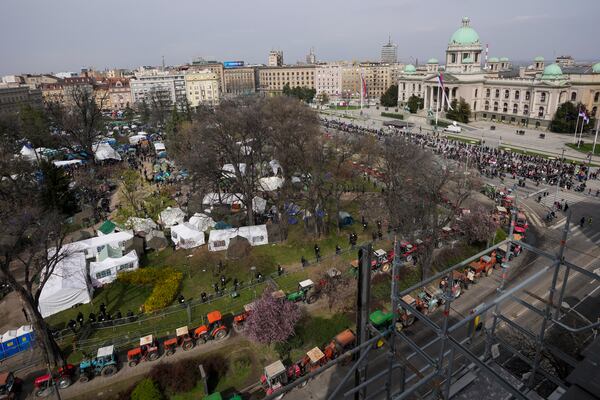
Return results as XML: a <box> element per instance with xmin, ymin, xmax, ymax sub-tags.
<box><xmin>78</xmin><ymin>345</ymin><xmax>119</xmax><ymax>382</ymax></box>
<box><xmin>369</xmin><ymin>309</ymin><xmax>394</xmax><ymax>348</ymax></box>
<box><xmin>202</xmin><ymin>392</ymin><xmax>242</xmax><ymax>400</ymax></box>
<box><xmin>286</xmin><ymin>279</ymin><xmax>318</xmax><ymax>304</ymax></box>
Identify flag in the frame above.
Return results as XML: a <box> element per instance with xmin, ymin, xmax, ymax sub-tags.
<box><xmin>361</xmin><ymin>73</ymin><xmax>368</xmax><ymax>99</ymax></box>
<box><xmin>437</xmin><ymin>73</ymin><xmax>453</xmax><ymax>110</ymax></box>
<box><xmin>583</xmin><ymin>113</ymin><xmax>590</xmax><ymax>124</ymax></box>
<box><xmin>579</xmin><ymin>110</ymin><xmax>586</xmax><ymax>118</ymax></box>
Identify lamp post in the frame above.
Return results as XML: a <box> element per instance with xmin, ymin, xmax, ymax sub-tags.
<box><xmin>553</xmin><ymin>148</ymin><xmax>566</xmax><ymax>206</ymax></box>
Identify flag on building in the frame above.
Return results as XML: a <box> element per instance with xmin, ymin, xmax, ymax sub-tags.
<box><xmin>437</xmin><ymin>73</ymin><xmax>453</xmax><ymax>110</ymax></box>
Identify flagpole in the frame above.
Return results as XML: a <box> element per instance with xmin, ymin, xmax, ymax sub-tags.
<box><xmin>593</xmin><ymin>117</ymin><xmax>599</xmax><ymax>155</ymax></box>
<box><xmin>360</xmin><ymin>70</ymin><xmax>363</xmax><ymax>112</ymax></box>
<box><xmin>441</xmin><ymin>86</ymin><xmax>446</xmax><ymax>117</ymax></box>
<box><xmin>435</xmin><ymin>87</ymin><xmax>440</xmax><ymax>127</ymax></box>
<box><xmin>573</xmin><ymin>109</ymin><xmax>580</xmax><ymax>144</ymax></box>
<box><xmin>577</xmin><ymin>116</ymin><xmax>586</xmax><ymax>148</ymax></box>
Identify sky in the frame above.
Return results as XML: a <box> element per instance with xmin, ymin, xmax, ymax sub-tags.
<box><xmin>1</xmin><ymin>0</ymin><xmax>599</xmax><ymax>76</ymax></box>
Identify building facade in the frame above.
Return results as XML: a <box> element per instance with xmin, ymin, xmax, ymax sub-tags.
<box><xmin>130</xmin><ymin>71</ymin><xmax>186</xmax><ymax>108</ymax></box>
<box><xmin>106</xmin><ymin>78</ymin><xmax>132</xmax><ymax>110</ymax></box>
<box><xmin>315</xmin><ymin>64</ymin><xmax>343</xmax><ymax>99</ymax></box>
<box><xmin>0</xmin><ymin>86</ymin><xmax>43</xmax><ymax>114</ymax></box>
<box><xmin>40</xmin><ymin>77</ymin><xmax>95</xmax><ymax>107</ymax></box>
<box><xmin>381</xmin><ymin>38</ymin><xmax>398</xmax><ymax>64</ymax></box>
<box><xmin>268</xmin><ymin>50</ymin><xmax>284</xmax><ymax>67</ymax></box>
<box><xmin>185</xmin><ymin>70</ymin><xmax>221</xmax><ymax>107</ymax></box>
<box><xmin>257</xmin><ymin>65</ymin><xmax>315</xmax><ymax>95</ymax></box>
<box><xmin>189</xmin><ymin>60</ymin><xmax>225</xmax><ymax>93</ymax></box>
<box><xmin>397</xmin><ymin>17</ymin><xmax>600</xmax><ymax>128</ymax></box>
<box><xmin>223</xmin><ymin>67</ymin><xmax>256</xmax><ymax>97</ymax></box>
<box><xmin>341</xmin><ymin>62</ymin><xmax>402</xmax><ymax>101</ymax></box>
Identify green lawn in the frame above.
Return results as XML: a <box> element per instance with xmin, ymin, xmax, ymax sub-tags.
<box><xmin>500</xmin><ymin>146</ymin><xmax>597</xmax><ymax>165</ymax></box>
<box><xmin>329</xmin><ymin>105</ymin><xmax>361</xmax><ymax>110</ymax></box>
<box><xmin>566</xmin><ymin>142</ymin><xmax>600</xmax><ymax>156</ymax></box>
<box><xmin>446</xmin><ymin>135</ymin><xmax>481</xmax><ymax>145</ymax></box>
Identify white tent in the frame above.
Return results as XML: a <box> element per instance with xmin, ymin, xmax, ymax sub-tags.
<box><xmin>19</xmin><ymin>145</ymin><xmax>40</xmax><ymax>162</ymax></box>
<box><xmin>171</xmin><ymin>223</ymin><xmax>205</xmax><ymax>249</ymax></box>
<box><xmin>153</xmin><ymin>142</ymin><xmax>166</xmax><ymax>152</ymax></box>
<box><xmin>252</xmin><ymin>196</ymin><xmax>267</xmax><ymax>214</ymax></box>
<box><xmin>126</xmin><ymin>217</ymin><xmax>158</xmax><ymax>235</ymax></box>
<box><xmin>159</xmin><ymin>207</ymin><xmax>186</xmax><ymax>227</ymax></box>
<box><xmin>269</xmin><ymin>160</ymin><xmax>282</xmax><ymax>175</ymax></box>
<box><xmin>128</xmin><ymin>134</ymin><xmax>147</xmax><ymax>145</ymax></box>
<box><xmin>94</xmin><ymin>142</ymin><xmax>121</xmax><ymax>161</ymax></box>
<box><xmin>203</xmin><ymin>193</ymin><xmax>244</xmax><ymax>206</ymax></box>
<box><xmin>89</xmin><ymin>250</ymin><xmax>139</xmax><ymax>287</ymax></box>
<box><xmin>188</xmin><ymin>213</ymin><xmax>216</xmax><ymax>232</ymax></box>
<box><xmin>208</xmin><ymin>224</ymin><xmax>268</xmax><ymax>252</ymax></box>
<box><xmin>38</xmin><ymin>252</ymin><xmax>92</xmax><ymax>318</ymax></box>
<box><xmin>259</xmin><ymin>177</ymin><xmax>284</xmax><ymax>192</ymax></box>
<box><xmin>53</xmin><ymin>160</ymin><xmax>83</xmax><ymax>168</ymax></box>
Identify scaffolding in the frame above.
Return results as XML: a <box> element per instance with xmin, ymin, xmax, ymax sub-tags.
<box><xmin>262</xmin><ymin>208</ymin><xmax>600</xmax><ymax>400</ymax></box>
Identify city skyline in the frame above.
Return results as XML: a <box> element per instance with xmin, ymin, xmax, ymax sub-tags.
<box><xmin>1</xmin><ymin>0</ymin><xmax>599</xmax><ymax>75</ymax></box>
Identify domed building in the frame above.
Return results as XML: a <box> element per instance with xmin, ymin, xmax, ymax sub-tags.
<box><xmin>397</xmin><ymin>17</ymin><xmax>600</xmax><ymax>128</ymax></box>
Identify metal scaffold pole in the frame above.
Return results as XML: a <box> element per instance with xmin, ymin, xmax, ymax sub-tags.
<box><xmin>355</xmin><ymin>244</ymin><xmax>372</xmax><ymax>400</ymax></box>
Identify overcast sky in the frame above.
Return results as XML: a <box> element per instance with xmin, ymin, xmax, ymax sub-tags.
<box><xmin>1</xmin><ymin>0</ymin><xmax>598</xmax><ymax>75</ymax></box>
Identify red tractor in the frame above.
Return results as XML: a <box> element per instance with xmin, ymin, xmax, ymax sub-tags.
<box><xmin>193</xmin><ymin>310</ymin><xmax>228</xmax><ymax>343</ymax></box>
<box><xmin>514</xmin><ymin>212</ymin><xmax>528</xmax><ymax>234</ymax></box>
<box><xmin>322</xmin><ymin>329</ymin><xmax>356</xmax><ymax>362</ymax></box>
<box><xmin>163</xmin><ymin>326</ymin><xmax>195</xmax><ymax>356</ymax></box>
<box><xmin>467</xmin><ymin>252</ymin><xmax>497</xmax><ymax>282</ymax></box>
<box><xmin>33</xmin><ymin>364</ymin><xmax>76</xmax><ymax>397</ymax></box>
<box><xmin>233</xmin><ymin>303</ymin><xmax>255</xmax><ymax>332</ymax></box>
<box><xmin>127</xmin><ymin>335</ymin><xmax>160</xmax><ymax>367</ymax></box>
<box><xmin>0</xmin><ymin>372</ymin><xmax>21</xmax><ymax>400</ymax></box>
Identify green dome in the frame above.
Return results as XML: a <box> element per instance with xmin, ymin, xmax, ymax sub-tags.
<box><xmin>427</xmin><ymin>58</ymin><xmax>439</xmax><ymax>64</ymax></box>
<box><xmin>449</xmin><ymin>17</ymin><xmax>480</xmax><ymax>45</ymax></box>
<box><xmin>534</xmin><ymin>56</ymin><xmax>544</xmax><ymax>62</ymax></box>
<box><xmin>403</xmin><ymin>64</ymin><xmax>416</xmax><ymax>74</ymax></box>
<box><xmin>499</xmin><ymin>57</ymin><xmax>509</xmax><ymax>62</ymax></box>
<box><xmin>488</xmin><ymin>57</ymin><xmax>499</xmax><ymax>63</ymax></box>
<box><xmin>541</xmin><ymin>63</ymin><xmax>564</xmax><ymax>80</ymax></box>
<box><xmin>593</xmin><ymin>62</ymin><xmax>600</xmax><ymax>73</ymax></box>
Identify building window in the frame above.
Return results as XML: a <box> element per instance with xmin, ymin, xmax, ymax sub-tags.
<box><xmin>473</xmin><ymin>101</ymin><xmax>477</xmax><ymax>111</ymax></box>
<box><xmin>514</xmin><ymin>90</ymin><xmax>520</xmax><ymax>100</ymax></box>
<box><xmin>540</xmin><ymin>92</ymin><xmax>546</xmax><ymax>102</ymax></box>
<box><xmin>484</xmin><ymin>100</ymin><xmax>490</xmax><ymax>111</ymax></box>
<box><xmin>525</xmin><ymin>91</ymin><xmax>531</xmax><ymax>101</ymax></box>
<box><xmin>486</xmin><ymin>88</ymin><xmax>490</xmax><ymax>98</ymax></box>
<box><xmin>595</xmin><ymin>92</ymin><xmax>600</xmax><ymax>102</ymax></box>
<box><xmin>474</xmin><ymin>89</ymin><xmax>478</xmax><ymax>97</ymax></box>
<box><xmin>524</xmin><ymin>105</ymin><xmax>529</xmax><ymax>115</ymax></box>
<box><xmin>503</xmin><ymin>103</ymin><xmax>508</xmax><ymax>113</ymax></box>
<box><xmin>538</xmin><ymin>106</ymin><xmax>544</xmax><ymax>117</ymax></box>
<box><xmin>451</xmin><ymin>54</ymin><xmax>456</xmax><ymax>63</ymax></box>
<box><xmin>495</xmin><ymin>89</ymin><xmax>500</xmax><ymax>98</ymax></box>
<box><xmin>504</xmin><ymin>90</ymin><xmax>510</xmax><ymax>99</ymax></box>
<box><xmin>571</xmin><ymin>92</ymin><xmax>577</xmax><ymax>101</ymax></box>
<box><xmin>513</xmin><ymin>104</ymin><xmax>518</xmax><ymax>114</ymax></box>
<box><xmin>493</xmin><ymin>102</ymin><xmax>498</xmax><ymax>112</ymax></box>
<box><xmin>118</xmin><ymin>263</ymin><xmax>134</xmax><ymax>271</ymax></box>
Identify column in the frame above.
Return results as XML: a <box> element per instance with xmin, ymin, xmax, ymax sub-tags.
<box><xmin>424</xmin><ymin>85</ymin><xmax>429</xmax><ymax>111</ymax></box>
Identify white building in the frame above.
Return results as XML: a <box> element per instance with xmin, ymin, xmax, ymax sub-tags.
<box><xmin>315</xmin><ymin>64</ymin><xmax>343</xmax><ymax>99</ymax></box>
<box><xmin>381</xmin><ymin>37</ymin><xmax>398</xmax><ymax>64</ymax></box>
<box><xmin>185</xmin><ymin>70</ymin><xmax>221</xmax><ymax>107</ymax></box>
<box><xmin>130</xmin><ymin>71</ymin><xmax>187</xmax><ymax>108</ymax></box>
<box><xmin>268</xmin><ymin>50</ymin><xmax>284</xmax><ymax>67</ymax></box>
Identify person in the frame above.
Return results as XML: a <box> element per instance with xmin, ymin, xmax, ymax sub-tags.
<box><xmin>580</xmin><ymin>216</ymin><xmax>585</xmax><ymax>228</ymax></box>
<box><xmin>178</xmin><ymin>295</ymin><xmax>185</xmax><ymax>304</ymax></box>
<box><xmin>99</xmin><ymin>303</ymin><xmax>106</xmax><ymax>315</ymax></box>
<box><xmin>301</xmin><ymin>256</ymin><xmax>308</xmax><ymax>268</ymax></box>
<box><xmin>314</xmin><ymin>245</ymin><xmax>321</xmax><ymax>261</ymax></box>
<box><xmin>114</xmin><ymin>310</ymin><xmax>122</xmax><ymax>320</ymax></box>
<box><xmin>588</xmin><ymin>217</ymin><xmax>593</xmax><ymax>226</ymax></box>
<box><xmin>76</xmin><ymin>312</ymin><xmax>84</xmax><ymax>327</ymax></box>
<box><xmin>88</xmin><ymin>312</ymin><xmax>96</xmax><ymax>323</ymax></box>
<box><xmin>596</xmin><ymin>189</ymin><xmax>600</xmax><ymax>197</ymax></box>
<box><xmin>256</xmin><ymin>272</ymin><xmax>263</xmax><ymax>282</ymax></box>
<box><xmin>220</xmin><ymin>275</ymin><xmax>226</xmax><ymax>288</ymax></box>
<box><xmin>67</xmin><ymin>319</ymin><xmax>77</xmax><ymax>333</ymax></box>
<box><xmin>335</xmin><ymin>244</ymin><xmax>341</xmax><ymax>255</ymax></box>
<box><xmin>277</xmin><ymin>265</ymin><xmax>283</xmax><ymax>276</ymax></box>
<box><xmin>377</xmin><ymin>220</ymin><xmax>382</xmax><ymax>231</ymax></box>
<box><xmin>233</xmin><ymin>278</ymin><xmax>239</xmax><ymax>290</ymax></box>
<box><xmin>563</xmin><ymin>202</ymin><xmax>569</xmax><ymax>213</ymax></box>
<box><xmin>200</xmin><ymin>292</ymin><xmax>208</xmax><ymax>303</ymax></box>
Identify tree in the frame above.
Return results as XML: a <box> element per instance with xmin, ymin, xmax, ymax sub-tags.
<box><xmin>380</xmin><ymin>85</ymin><xmax>398</xmax><ymax>107</ymax></box>
<box><xmin>446</xmin><ymin>98</ymin><xmax>471</xmax><ymax>123</ymax></box>
<box><xmin>549</xmin><ymin>102</ymin><xmax>595</xmax><ymax>133</ymax></box>
<box><xmin>283</xmin><ymin>83</ymin><xmax>316</xmax><ymax>103</ymax></box>
<box><xmin>458</xmin><ymin>206</ymin><xmax>499</xmax><ymax>245</ymax></box>
<box><xmin>39</xmin><ymin>160</ymin><xmax>78</xmax><ymax>215</ymax></box>
<box><xmin>131</xmin><ymin>378</ymin><xmax>164</xmax><ymax>400</ymax></box>
<box><xmin>318</xmin><ymin>272</ymin><xmax>356</xmax><ymax>313</ymax></box>
<box><xmin>317</xmin><ymin>92</ymin><xmax>330</xmax><ymax>106</ymax></box>
<box><xmin>407</xmin><ymin>95</ymin><xmax>424</xmax><ymax>113</ymax></box>
<box><xmin>244</xmin><ymin>286</ymin><xmax>302</xmax><ymax>344</ymax></box>
<box><xmin>119</xmin><ymin>170</ymin><xmax>144</xmax><ymax>215</ymax></box>
<box><xmin>46</xmin><ymin>84</ymin><xmax>108</xmax><ymax>160</ymax></box>
<box><xmin>19</xmin><ymin>104</ymin><xmax>56</xmax><ymax>150</ymax></box>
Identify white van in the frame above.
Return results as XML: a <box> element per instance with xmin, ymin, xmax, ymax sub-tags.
<box><xmin>444</xmin><ymin>122</ymin><xmax>461</xmax><ymax>133</ymax></box>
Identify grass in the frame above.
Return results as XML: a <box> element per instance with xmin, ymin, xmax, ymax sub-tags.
<box><xmin>566</xmin><ymin>142</ymin><xmax>600</xmax><ymax>156</ymax></box>
<box><xmin>446</xmin><ymin>135</ymin><xmax>481</xmax><ymax>145</ymax></box>
<box><xmin>381</xmin><ymin>112</ymin><xmax>404</xmax><ymax>120</ymax></box>
<box><xmin>330</xmin><ymin>105</ymin><xmax>361</xmax><ymax>110</ymax></box>
<box><xmin>499</xmin><ymin>146</ymin><xmax>598</xmax><ymax>166</ymax></box>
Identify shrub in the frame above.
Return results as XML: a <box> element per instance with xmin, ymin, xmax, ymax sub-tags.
<box><xmin>131</xmin><ymin>378</ymin><xmax>163</xmax><ymax>400</ymax></box>
<box><xmin>381</xmin><ymin>112</ymin><xmax>403</xmax><ymax>120</ymax></box>
<box><xmin>119</xmin><ymin>267</ymin><xmax>183</xmax><ymax>312</ymax></box>
<box><xmin>149</xmin><ymin>359</ymin><xmax>199</xmax><ymax>393</ymax></box>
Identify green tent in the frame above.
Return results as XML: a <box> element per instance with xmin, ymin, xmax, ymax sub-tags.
<box><xmin>203</xmin><ymin>393</ymin><xmax>223</xmax><ymax>400</ymax></box>
<box><xmin>98</xmin><ymin>220</ymin><xmax>117</xmax><ymax>235</ymax></box>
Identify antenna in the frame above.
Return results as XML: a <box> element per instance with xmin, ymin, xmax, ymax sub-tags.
<box><xmin>162</xmin><ymin>55</ymin><xmax>165</xmax><ymax>71</ymax></box>
<box><xmin>485</xmin><ymin>43</ymin><xmax>489</xmax><ymax>69</ymax></box>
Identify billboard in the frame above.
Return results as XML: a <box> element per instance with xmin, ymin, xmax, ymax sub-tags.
<box><xmin>223</xmin><ymin>61</ymin><xmax>245</xmax><ymax>68</ymax></box>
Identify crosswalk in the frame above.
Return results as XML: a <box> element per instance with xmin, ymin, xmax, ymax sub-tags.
<box><xmin>550</xmin><ymin>221</ymin><xmax>600</xmax><ymax>244</ymax></box>
<box><xmin>538</xmin><ymin>190</ymin><xmax>589</xmax><ymax>209</ymax></box>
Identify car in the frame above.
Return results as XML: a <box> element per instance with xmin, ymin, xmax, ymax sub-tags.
<box><xmin>444</xmin><ymin>123</ymin><xmax>462</xmax><ymax>133</ymax></box>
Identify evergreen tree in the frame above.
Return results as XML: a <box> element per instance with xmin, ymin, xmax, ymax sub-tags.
<box><xmin>446</xmin><ymin>98</ymin><xmax>471</xmax><ymax>123</ymax></box>
<box><xmin>380</xmin><ymin>85</ymin><xmax>398</xmax><ymax>107</ymax></box>
<box><xmin>549</xmin><ymin>102</ymin><xmax>594</xmax><ymax>133</ymax></box>
<box><xmin>39</xmin><ymin>160</ymin><xmax>78</xmax><ymax>215</ymax></box>
<box><xmin>406</xmin><ymin>95</ymin><xmax>424</xmax><ymax>113</ymax></box>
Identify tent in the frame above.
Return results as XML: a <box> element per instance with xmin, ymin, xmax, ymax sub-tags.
<box><xmin>208</xmin><ymin>225</ymin><xmax>268</xmax><ymax>252</ymax></box>
<box><xmin>269</xmin><ymin>160</ymin><xmax>282</xmax><ymax>175</ymax></box>
<box><xmin>188</xmin><ymin>213</ymin><xmax>216</xmax><ymax>232</ymax></box>
<box><xmin>222</xmin><ymin>163</ymin><xmax>246</xmax><ymax>177</ymax></box>
<box><xmin>253</xmin><ymin>196</ymin><xmax>267</xmax><ymax>214</ymax></box>
<box><xmin>89</xmin><ymin>250</ymin><xmax>139</xmax><ymax>287</ymax></box>
<box><xmin>338</xmin><ymin>211</ymin><xmax>354</xmax><ymax>227</ymax></box>
<box><xmin>19</xmin><ymin>145</ymin><xmax>41</xmax><ymax>162</ymax></box>
<box><xmin>94</xmin><ymin>142</ymin><xmax>121</xmax><ymax>161</ymax></box>
<box><xmin>171</xmin><ymin>223</ymin><xmax>205</xmax><ymax>249</ymax></box>
<box><xmin>159</xmin><ymin>207</ymin><xmax>186</xmax><ymax>227</ymax></box>
<box><xmin>126</xmin><ymin>217</ymin><xmax>158</xmax><ymax>235</ymax></box>
<box><xmin>153</xmin><ymin>142</ymin><xmax>166</xmax><ymax>153</ymax></box>
<box><xmin>203</xmin><ymin>193</ymin><xmax>244</xmax><ymax>206</ymax></box>
<box><xmin>53</xmin><ymin>160</ymin><xmax>83</xmax><ymax>168</ymax></box>
<box><xmin>128</xmin><ymin>134</ymin><xmax>147</xmax><ymax>145</ymax></box>
<box><xmin>38</xmin><ymin>252</ymin><xmax>92</xmax><ymax>318</ymax></box>
<box><xmin>146</xmin><ymin>230</ymin><xmax>168</xmax><ymax>250</ymax></box>
<box><xmin>259</xmin><ymin>177</ymin><xmax>284</xmax><ymax>192</ymax></box>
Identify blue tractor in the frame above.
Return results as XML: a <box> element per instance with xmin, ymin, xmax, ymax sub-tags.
<box><xmin>78</xmin><ymin>345</ymin><xmax>119</xmax><ymax>382</ymax></box>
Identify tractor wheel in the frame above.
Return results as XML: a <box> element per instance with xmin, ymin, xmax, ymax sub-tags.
<box><xmin>233</xmin><ymin>323</ymin><xmax>245</xmax><ymax>333</ymax></box>
<box><xmin>166</xmin><ymin>349</ymin><xmax>174</xmax><ymax>356</ymax></box>
<box><xmin>454</xmin><ymin>284</ymin><xmax>462</xmax><ymax>298</ymax></box>
<box><xmin>148</xmin><ymin>351</ymin><xmax>160</xmax><ymax>361</ymax></box>
<box><xmin>196</xmin><ymin>336</ymin><xmax>207</xmax><ymax>345</ymax></box>
<box><xmin>381</xmin><ymin>263</ymin><xmax>391</xmax><ymax>273</ymax></box>
<box><xmin>405</xmin><ymin>315</ymin><xmax>416</xmax><ymax>327</ymax></box>
<box><xmin>102</xmin><ymin>365</ymin><xmax>118</xmax><ymax>377</ymax></box>
<box><xmin>182</xmin><ymin>341</ymin><xmax>194</xmax><ymax>351</ymax></box>
<box><xmin>128</xmin><ymin>360</ymin><xmax>138</xmax><ymax>368</ymax></box>
<box><xmin>306</xmin><ymin>295</ymin><xmax>317</xmax><ymax>304</ymax></box>
<box><xmin>35</xmin><ymin>389</ymin><xmax>46</xmax><ymax>397</ymax></box>
<box><xmin>394</xmin><ymin>322</ymin><xmax>403</xmax><ymax>332</ymax></box>
<box><xmin>486</xmin><ymin>267</ymin><xmax>493</xmax><ymax>277</ymax></box>
<box><xmin>375</xmin><ymin>338</ymin><xmax>385</xmax><ymax>349</ymax></box>
<box><xmin>406</xmin><ymin>255</ymin><xmax>413</xmax><ymax>263</ymax></box>
<box><xmin>214</xmin><ymin>329</ymin><xmax>227</xmax><ymax>341</ymax></box>
<box><xmin>58</xmin><ymin>377</ymin><xmax>71</xmax><ymax>389</ymax></box>
<box><xmin>79</xmin><ymin>375</ymin><xmax>90</xmax><ymax>383</ymax></box>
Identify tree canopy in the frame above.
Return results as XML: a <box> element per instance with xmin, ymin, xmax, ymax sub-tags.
<box><xmin>446</xmin><ymin>98</ymin><xmax>471</xmax><ymax>123</ymax></box>
<box><xmin>282</xmin><ymin>83</ymin><xmax>316</xmax><ymax>103</ymax></box>
<box><xmin>550</xmin><ymin>102</ymin><xmax>595</xmax><ymax>133</ymax></box>
<box><xmin>244</xmin><ymin>287</ymin><xmax>302</xmax><ymax>344</ymax></box>
<box><xmin>407</xmin><ymin>95</ymin><xmax>424</xmax><ymax>114</ymax></box>
<box><xmin>380</xmin><ymin>85</ymin><xmax>398</xmax><ymax>107</ymax></box>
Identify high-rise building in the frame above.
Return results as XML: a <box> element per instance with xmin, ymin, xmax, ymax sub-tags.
<box><xmin>268</xmin><ymin>50</ymin><xmax>284</xmax><ymax>67</ymax></box>
<box><xmin>130</xmin><ymin>71</ymin><xmax>186</xmax><ymax>108</ymax></box>
<box><xmin>223</xmin><ymin>67</ymin><xmax>257</xmax><ymax>97</ymax></box>
<box><xmin>381</xmin><ymin>36</ymin><xmax>398</xmax><ymax>64</ymax></box>
<box><xmin>306</xmin><ymin>48</ymin><xmax>317</xmax><ymax>65</ymax></box>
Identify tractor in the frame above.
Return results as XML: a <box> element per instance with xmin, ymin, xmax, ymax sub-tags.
<box><xmin>396</xmin><ymin>294</ymin><xmax>418</xmax><ymax>331</ymax></box>
<box><xmin>467</xmin><ymin>253</ymin><xmax>497</xmax><ymax>282</ymax></box>
<box><xmin>322</xmin><ymin>329</ymin><xmax>356</xmax><ymax>362</ymax></box>
<box><xmin>260</xmin><ymin>359</ymin><xmax>300</xmax><ymax>399</ymax></box>
<box><xmin>515</xmin><ymin>212</ymin><xmax>528</xmax><ymax>234</ymax></box>
<box><xmin>495</xmin><ymin>239</ymin><xmax>522</xmax><ymax>264</ymax></box>
<box><xmin>78</xmin><ymin>345</ymin><xmax>119</xmax><ymax>382</ymax></box>
<box><xmin>0</xmin><ymin>372</ymin><xmax>21</xmax><ymax>400</ymax></box>
<box><xmin>163</xmin><ymin>326</ymin><xmax>195</xmax><ymax>356</ymax></box>
<box><xmin>127</xmin><ymin>335</ymin><xmax>160</xmax><ymax>367</ymax></box>
<box><xmin>369</xmin><ymin>309</ymin><xmax>395</xmax><ymax>348</ymax></box>
<box><xmin>415</xmin><ymin>285</ymin><xmax>445</xmax><ymax>315</ymax></box>
<box><xmin>286</xmin><ymin>279</ymin><xmax>318</xmax><ymax>304</ymax></box>
<box><xmin>300</xmin><ymin>347</ymin><xmax>327</xmax><ymax>374</ymax></box>
<box><xmin>193</xmin><ymin>310</ymin><xmax>228</xmax><ymax>343</ymax></box>
<box><xmin>438</xmin><ymin>275</ymin><xmax>464</xmax><ymax>298</ymax></box>
<box><xmin>350</xmin><ymin>248</ymin><xmax>392</xmax><ymax>275</ymax></box>
<box><xmin>34</xmin><ymin>364</ymin><xmax>76</xmax><ymax>397</ymax></box>
<box><xmin>233</xmin><ymin>303</ymin><xmax>255</xmax><ymax>332</ymax></box>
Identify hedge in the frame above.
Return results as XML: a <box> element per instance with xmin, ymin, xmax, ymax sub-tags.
<box><xmin>119</xmin><ymin>267</ymin><xmax>183</xmax><ymax>312</ymax></box>
<box><xmin>381</xmin><ymin>112</ymin><xmax>404</xmax><ymax>120</ymax></box>
<box><xmin>131</xmin><ymin>378</ymin><xmax>163</xmax><ymax>400</ymax></box>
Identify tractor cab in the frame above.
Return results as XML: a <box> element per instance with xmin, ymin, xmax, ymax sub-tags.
<box><xmin>286</xmin><ymin>279</ymin><xmax>317</xmax><ymax>304</ymax></box>
<box><xmin>302</xmin><ymin>347</ymin><xmax>326</xmax><ymax>373</ymax></box>
<box><xmin>127</xmin><ymin>335</ymin><xmax>160</xmax><ymax>367</ymax></box>
<box><xmin>0</xmin><ymin>372</ymin><xmax>21</xmax><ymax>400</ymax></box>
<box><xmin>194</xmin><ymin>310</ymin><xmax>228</xmax><ymax>343</ymax></box>
<box><xmin>261</xmin><ymin>360</ymin><xmax>288</xmax><ymax>396</ymax></box>
<box><xmin>399</xmin><ymin>241</ymin><xmax>417</xmax><ymax>261</ymax></box>
<box><xmin>323</xmin><ymin>329</ymin><xmax>356</xmax><ymax>361</ymax></box>
<box><xmin>515</xmin><ymin>212</ymin><xmax>528</xmax><ymax>233</ymax></box>
<box><xmin>468</xmin><ymin>254</ymin><xmax>496</xmax><ymax>278</ymax></box>
<box><xmin>373</xmin><ymin>249</ymin><xmax>389</xmax><ymax>267</ymax></box>
<box><xmin>233</xmin><ymin>303</ymin><xmax>255</xmax><ymax>332</ymax></box>
<box><xmin>396</xmin><ymin>295</ymin><xmax>418</xmax><ymax>330</ymax></box>
<box><xmin>416</xmin><ymin>286</ymin><xmax>444</xmax><ymax>314</ymax></box>
<box><xmin>79</xmin><ymin>345</ymin><xmax>118</xmax><ymax>382</ymax></box>
<box><xmin>34</xmin><ymin>364</ymin><xmax>75</xmax><ymax>397</ymax></box>
<box><xmin>164</xmin><ymin>326</ymin><xmax>195</xmax><ymax>355</ymax></box>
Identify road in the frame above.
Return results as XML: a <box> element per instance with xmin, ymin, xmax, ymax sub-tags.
<box><xmin>283</xmin><ymin>173</ymin><xmax>600</xmax><ymax>400</ymax></box>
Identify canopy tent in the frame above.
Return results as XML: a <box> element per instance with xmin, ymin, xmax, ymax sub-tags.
<box><xmin>171</xmin><ymin>223</ymin><xmax>205</xmax><ymax>249</ymax></box>
<box><xmin>338</xmin><ymin>211</ymin><xmax>354</xmax><ymax>227</ymax></box>
<box><xmin>259</xmin><ymin>177</ymin><xmax>284</xmax><ymax>192</ymax></box>
<box><xmin>188</xmin><ymin>213</ymin><xmax>216</xmax><ymax>232</ymax></box>
<box><xmin>159</xmin><ymin>207</ymin><xmax>186</xmax><ymax>227</ymax></box>
<box><xmin>153</xmin><ymin>142</ymin><xmax>166</xmax><ymax>153</ymax></box>
<box><xmin>128</xmin><ymin>134</ymin><xmax>147</xmax><ymax>145</ymax></box>
<box><xmin>94</xmin><ymin>142</ymin><xmax>121</xmax><ymax>161</ymax></box>
<box><xmin>208</xmin><ymin>224</ymin><xmax>268</xmax><ymax>252</ymax></box>
<box><xmin>38</xmin><ymin>252</ymin><xmax>92</xmax><ymax>318</ymax></box>
<box><xmin>89</xmin><ymin>250</ymin><xmax>139</xmax><ymax>287</ymax></box>
<box><xmin>222</xmin><ymin>163</ymin><xmax>246</xmax><ymax>177</ymax></box>
<box><xmin>145</xmin><ymin>230</ymin><xmax>168</xmax><ymax>250</ymax></box>
<box><xmin>203</xmin><ymin>193</ymin><xmax>244</xmax><ymax>206</ymax></box>
<box><xmin>126</xmin><ymin>217</ymin><xmax>158</xmax><ymax>235</ymax></box>
<box><xmin>53</xmin><ymin>160</ymin><xmax>83</xmax><ymax>168</ymax></box>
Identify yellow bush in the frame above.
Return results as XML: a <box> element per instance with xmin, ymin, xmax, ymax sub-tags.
<box><xmin>118</xmin><ymin>267</ymin><xmax>183</xmax><ymax>312</ymax></box>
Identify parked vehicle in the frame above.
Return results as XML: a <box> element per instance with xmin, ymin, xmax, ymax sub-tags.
<box><xmin>467</xmin><ymin>253</ymin><xmax>497</xmax><ymax>281</ymax></box>
<box><xmin>261</xmin><ymin>360</ymin><xmax>298</xmax><ymax>399</ymax></box>
<box><xmin>322</xmin><ymin>329</ymin><xmax>356</xmax><ymax>361</ymax></box>
<box><xmin>127</xmin><ymin>335</ymin><xmax>160</xmax><ymax>367</ymax></box>
<box><xmin>163</xmin><ymin>326</ymin><xmax>194</xmax><ymax>355</ymax></box>
<box><xmin>233</xmin><ymin>303</ymin><xmax>255</xmax><ymax>332</ymax></box>
<box><xmin>286</xmin><ymin>279</ymin><xmax>319</xmax><ymax>304</ymax></box>
<box><xmin>34</xmin><ymin>365</ymin><xmax>76</xmax><ymax>397</ymax></box>
<box><xmin>415</xmin><ymin>285</ymin><xmax>445</xmax><ymax>314</ymax></box>
<box><xmin>0</xmin><ymin>372</ymin><xmax>21</xmax><ymax>400</ymax></box>
<box><xmin>515</xmin><ymin>212</ymin><xmax>528</xmax><ymax>233</ymax></box>
<box><xmin>193</xmin><ymin>311</ymin><xmax>228</xmax><ymax>343</ymax></box>
<box><xmin>79</xmin><ymin>345</ymin><xmax>118</xmax><ymax>382</ymax></box>
<box><xmin>444</xmin><ymin>122</ymin><xmax>461</xmax><ymax>133</ymax></box>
